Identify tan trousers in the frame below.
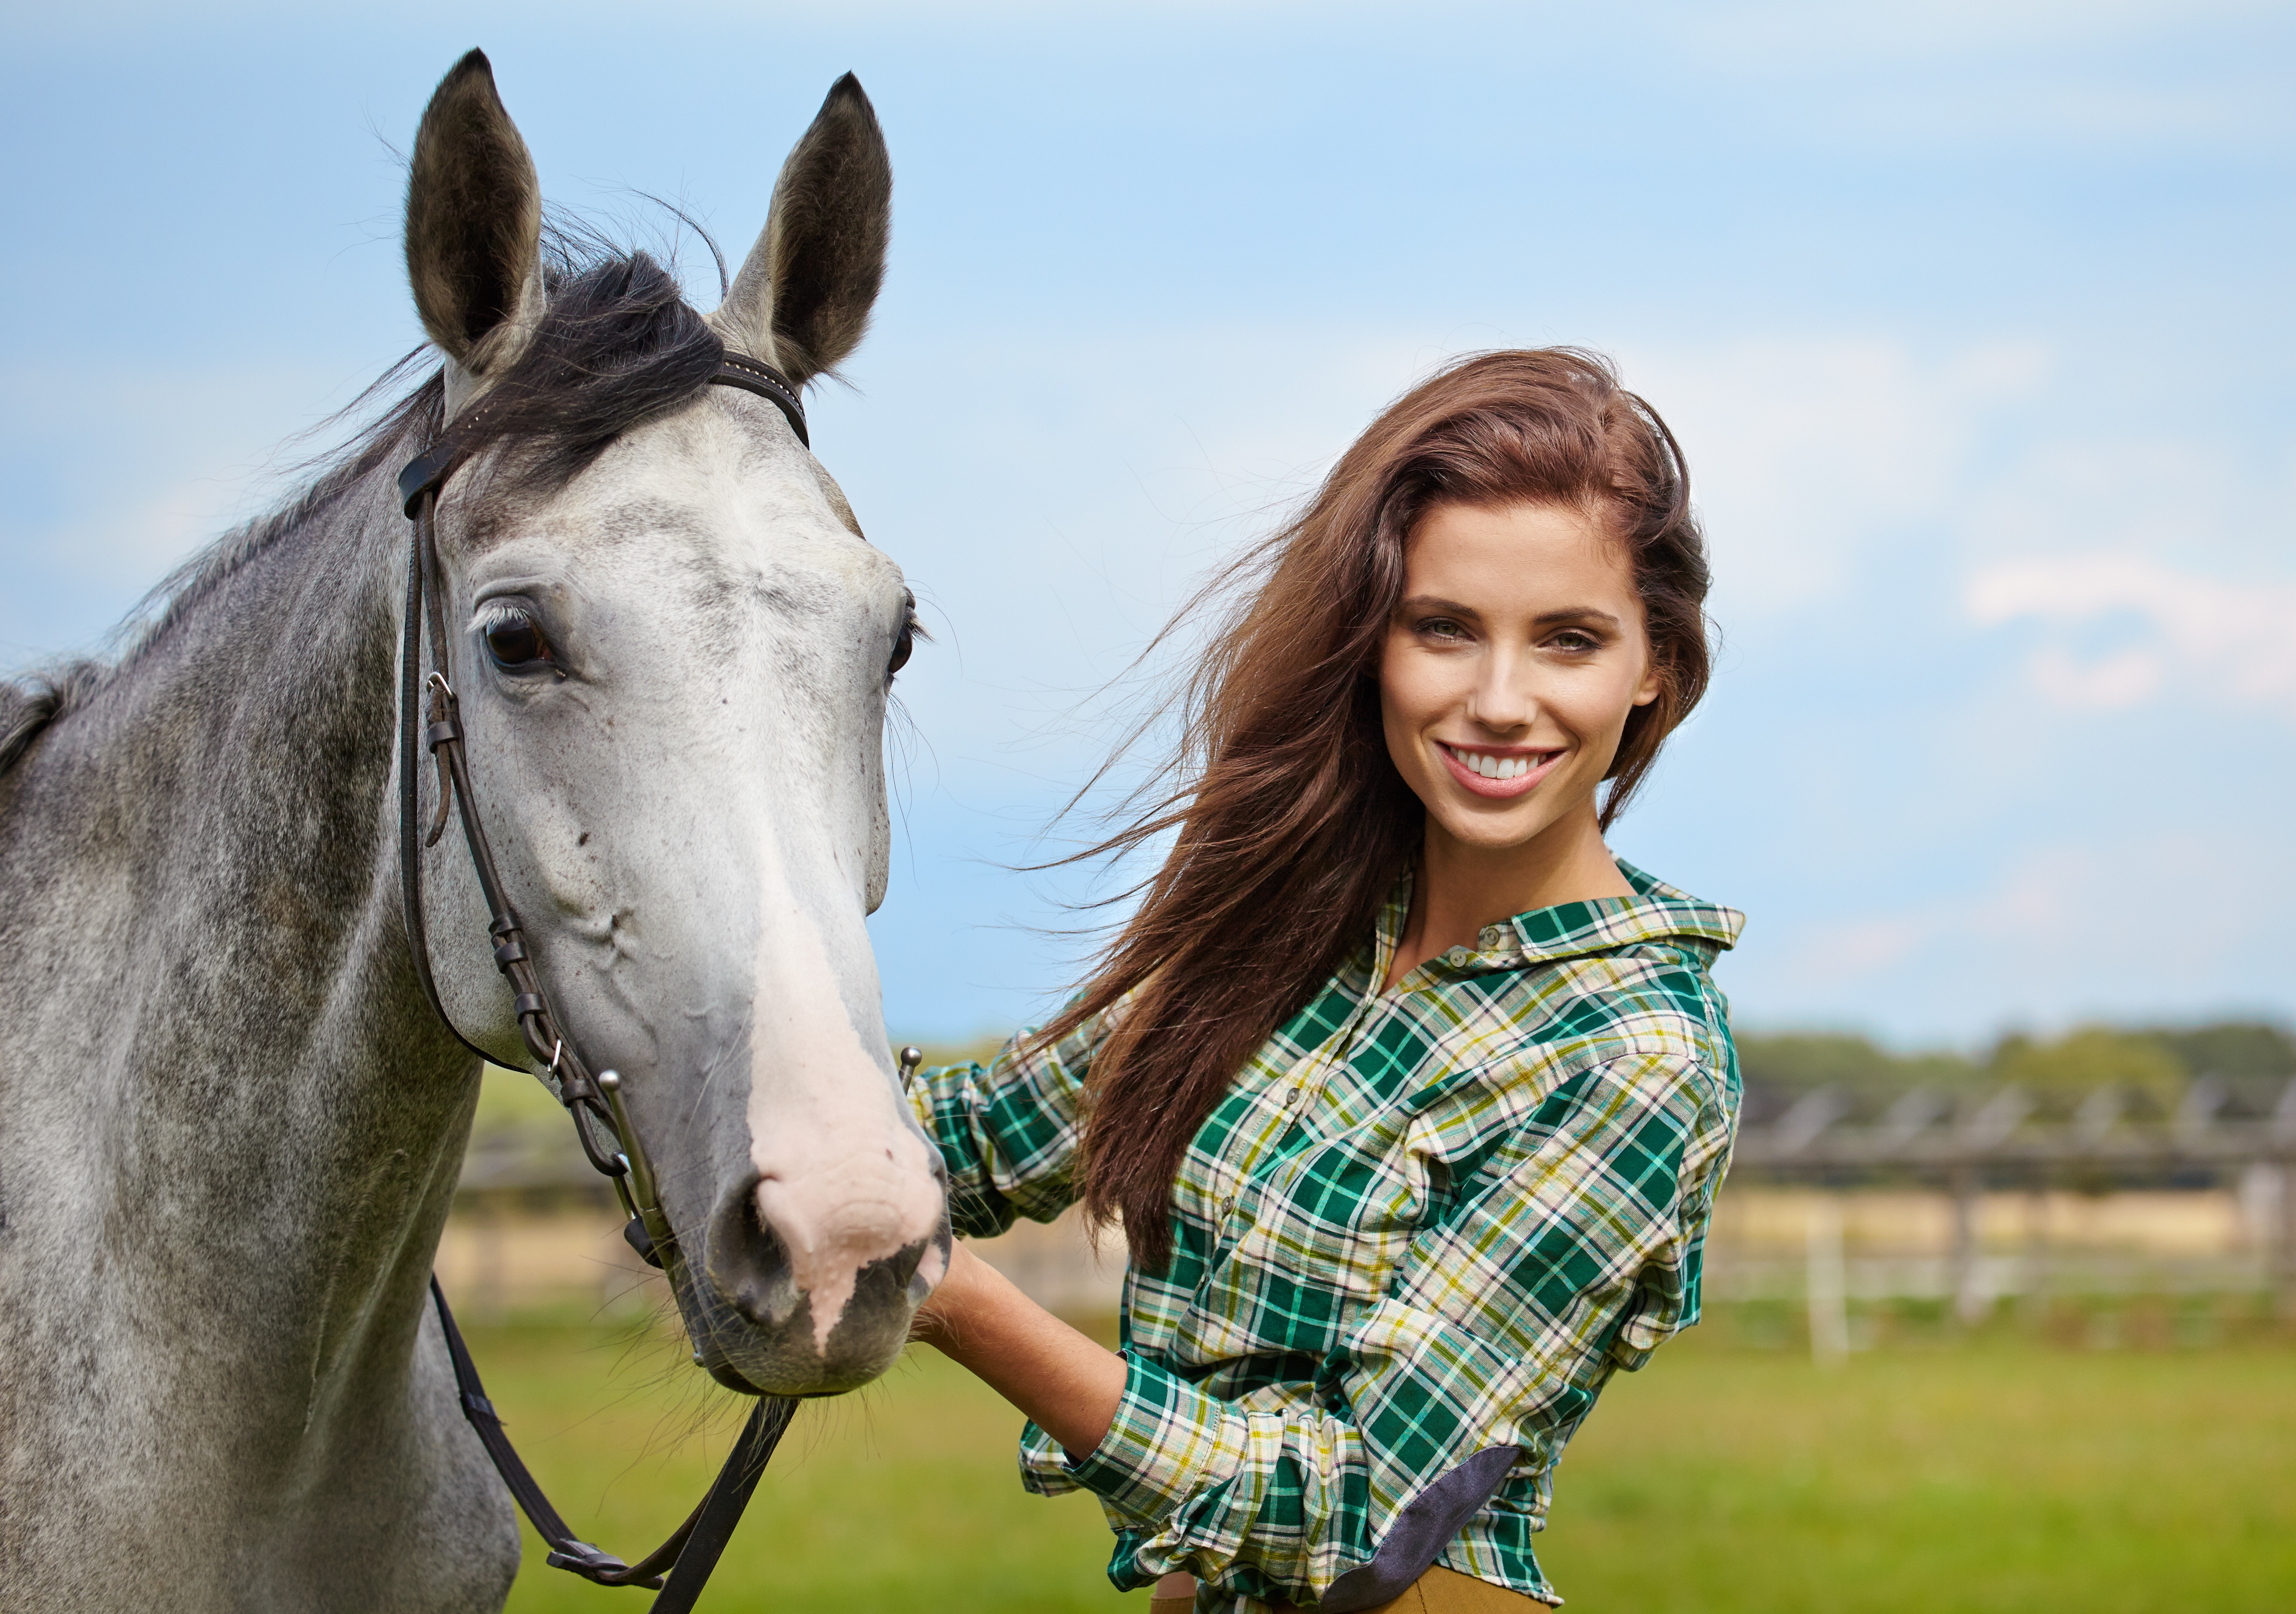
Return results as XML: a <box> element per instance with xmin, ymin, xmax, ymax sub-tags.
<box><xmin>1149</xmin><ymin>1565</ymin><xmax>1551</xmax><ymax>1613</ymax></box>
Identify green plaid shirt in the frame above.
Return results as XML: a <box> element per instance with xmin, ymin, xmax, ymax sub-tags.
<box><xmin>906</xmin><ymin>862</ymin><xmax>1743</xmax><ymax>1611</ymax></box>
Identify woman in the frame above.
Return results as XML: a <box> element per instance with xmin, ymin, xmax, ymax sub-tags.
<box><xmin>907</xmin><ymin>350</ymin><xmax>1742</xmax><ymax>1613</ymax></box>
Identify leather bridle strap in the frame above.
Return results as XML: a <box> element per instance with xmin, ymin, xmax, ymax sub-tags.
<box><xmin>398</xmin><ymin>353</ymin><xmax>808</xmax><ymax>1605</ymax></box>
<box><xmin>428</xmin><ymin>1278</ymin><xmax>795</xmax><ymax>1601</ymax></box>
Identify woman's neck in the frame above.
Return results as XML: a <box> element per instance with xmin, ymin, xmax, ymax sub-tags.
<box><xmin>1382</xmin><ymin>803</ymin><xmax>1630</xmax><ymax>991</ymax></box>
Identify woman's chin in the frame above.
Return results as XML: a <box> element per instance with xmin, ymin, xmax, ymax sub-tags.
<box><xmin>1419</xmin><ymin>777</ymin><xmax>1606</xmax><ymax>861</ymax></box>
<box><xmin>1426</xmin><ymin>802</ymin><xmax>1554</xmax><ymax>856</ymax></box>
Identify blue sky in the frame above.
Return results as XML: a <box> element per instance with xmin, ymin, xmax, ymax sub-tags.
<box><xmin>4</xmin><ymin>1</ymin><xmax>2291</xmax><ymax>1047</ymax></box>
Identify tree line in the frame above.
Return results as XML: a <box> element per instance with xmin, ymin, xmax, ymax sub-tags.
<box><xmin>1736</xmin><ymin>1021</ymin><xmax>2295</xmax><ymax>1120</ymax></box>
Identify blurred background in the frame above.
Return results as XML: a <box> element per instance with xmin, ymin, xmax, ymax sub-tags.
<box><xmin>5</xmin><ymin>2</ymin><xmax>2291</xmax><ymax>1610</ymax></box>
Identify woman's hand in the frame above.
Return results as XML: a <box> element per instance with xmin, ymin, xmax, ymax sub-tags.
<box><xmin>911</xmin><ymin>1239</ymin><xmax>1128</xmax><ymax>1461</ymax></box>
<box><xmin>907</xmin><ymin>1237</ymin><xmax>996</xmax><ymax>1352</ymax></box>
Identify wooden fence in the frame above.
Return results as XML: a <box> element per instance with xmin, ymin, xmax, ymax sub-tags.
<box><xmin>445</xmin><ymin>1076</ymin><xmax>2296</xmax><ymax>1331</ymax></box>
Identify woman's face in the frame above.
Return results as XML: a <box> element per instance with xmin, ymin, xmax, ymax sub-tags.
<box><xmin>1379</xmin><ymin>500</ymin><xmax>1660</xmax><ymax>861</ymax></box>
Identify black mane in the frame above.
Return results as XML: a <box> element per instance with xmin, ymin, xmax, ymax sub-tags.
<box><xmin>0</xmin><ymin>244</ymin><xmax>723</xmax><ymax>778</ymax></box>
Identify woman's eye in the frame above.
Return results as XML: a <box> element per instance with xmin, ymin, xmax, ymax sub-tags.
<box><xmin>482</xmin><ymin>610</ymin><xmax>552</xmax><ymax>671</ymax></box>
<box><xmin>1549</xmin><ymin>630</ymin><xmax>1600</xmax><ymax>653</ymax></box>
<box><xmin>886</xmin><ymin>619</ymin><xmax>916</xmax><ymax>682</ymax></box>
<box><xmin>1420</xmin><ymin>618</ymin><xmax>1468</xmax><ymax>641</ymax></box>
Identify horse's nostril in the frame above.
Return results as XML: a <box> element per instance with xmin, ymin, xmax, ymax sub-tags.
<box><xmin>707</xmin><ymin>1175</ymin><xmax>799</xmax><ymax>1329</ymax></box>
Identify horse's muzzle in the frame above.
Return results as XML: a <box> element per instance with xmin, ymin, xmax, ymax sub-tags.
<box><xmin>690</xmin><ymin>1171</ymin><xmax>950</xmax><ymax>1396</ymax></box>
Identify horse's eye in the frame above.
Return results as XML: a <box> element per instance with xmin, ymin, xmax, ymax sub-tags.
<box><xmin>886</xmin><ymin>619</ymin><xmax>915</xmax><ymax>682</ymax></box>
<box><xmin>483</xmin><ymin>610</ymin><xmax>552</xmax><ymax>671</ymax></box>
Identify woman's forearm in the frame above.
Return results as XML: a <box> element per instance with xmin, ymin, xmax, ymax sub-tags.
<box><xmin>912</xmin><ymin>1240</ymin><xmax>1127</xmax><ymax>1459</ymax></box>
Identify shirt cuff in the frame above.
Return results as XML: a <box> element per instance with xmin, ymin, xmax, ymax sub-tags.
<box><xmin>1053</xmin><ymin>1350</ymin><xmax>1248</xmax><ymax>1523</ymax></box>
<box><xmin>1016</xmin><ymin>1418</ymin><xmax>1082</xmax><ymax>1496</ymax></box>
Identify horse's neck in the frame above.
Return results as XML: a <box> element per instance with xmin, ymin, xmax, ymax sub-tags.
<box><xmin>0</xmin><ymin>469</ymin><xmax>475</xmax><ymax>1464</ymax></box>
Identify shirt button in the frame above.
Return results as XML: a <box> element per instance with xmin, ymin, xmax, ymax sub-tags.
<box><xmin>1445</xmin><ymin>947</ymin><xmax>1469</xmax><ymax>965</ymax></box>
<box><xmin>1479</xmin><ymin>926</ymin><xmax>1506</xmax><ymax>950</ymax></box>
<box><xmin>1284</xmin><ymin>1085</ymin><xmax>1303</xmax><ymax>1106</ymax></box>
<box><xmin>1221</xmin><ymin>1196</ymin><xmax>1236</xmax><ymax>1217</ymax></box>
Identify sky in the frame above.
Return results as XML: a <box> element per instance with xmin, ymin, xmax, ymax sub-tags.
<box><xmin>2</xmin><ymin>0</ymin><xmax>2290</xmax><ymax>1048</ymax></box>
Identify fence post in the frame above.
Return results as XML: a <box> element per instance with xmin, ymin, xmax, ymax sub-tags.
<box><xmin>2265</xmin><ymin>1079</ymin><xmax>2296</xmax><ymax>1321</ymax></box>
<box><xmin>1806</xmin><ymin>1195</ymin><xmax>1850</xmax><ymax>1366</ymax></box>
<box><xmin>2020</xmin><ymin>1181</ymin><xmax>2051</xmax><ymax>1326</ymax></box>
<box><xmin>2277</xmin><ymin>1158</ymin><xmax>2296</xmax><ymax>1323</ymax></box>
<box><xmin>1950</xmin><ymin>1163</ymin><xmax>1986</xmax><ymax>1325</ymax></box>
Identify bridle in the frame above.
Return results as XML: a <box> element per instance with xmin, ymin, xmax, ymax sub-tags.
<box><xmin>395</xmin><ymin>352</ymin><xmax>835</xmax><ymax>1610</ymax></box>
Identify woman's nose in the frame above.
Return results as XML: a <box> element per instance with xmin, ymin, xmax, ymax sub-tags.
<box><xmin>1468</xmin><ymin>650</ymin><xmax>1534</xmax><ymax>731</ymax></box>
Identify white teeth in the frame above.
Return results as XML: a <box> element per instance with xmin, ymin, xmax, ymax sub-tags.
<box><xmin>1447</xmin><ymin>744</ymin><xmax>1541</xmax><ymax>782</ymax></box>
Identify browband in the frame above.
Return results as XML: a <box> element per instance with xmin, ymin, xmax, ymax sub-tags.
<box><xmin>396</xmin><ymin>353</ymin><xmax>809</xmax><ymax>518</ymax></box>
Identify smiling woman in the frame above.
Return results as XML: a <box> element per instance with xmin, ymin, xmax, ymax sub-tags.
<box><xmin>1378</xmin><ymin>499</ymin><xmax>1665</xmax><ymax>988</ymax></box>
<box><xmin>903</xmin><ymin>350</ymin><xmax>1742</xmax><ymax>1613</ymax></box>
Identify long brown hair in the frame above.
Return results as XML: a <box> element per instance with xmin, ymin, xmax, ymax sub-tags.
<box><xmin>1047</xmin><ymin>349</ymin><xmax>1712</xmax><ymax>1271</ymax></box>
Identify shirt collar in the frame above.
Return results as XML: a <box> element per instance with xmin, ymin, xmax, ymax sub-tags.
<box><xmin>1372</xmin><ymin>858</ymin><xmax>1745</xmax><ymax>979</ymax></box>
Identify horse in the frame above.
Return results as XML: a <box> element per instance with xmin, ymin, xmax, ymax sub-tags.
<box><xmin>0</xmin><ymin>51</ymin><xmax>950</xmax><ymax>1610</ymax></box>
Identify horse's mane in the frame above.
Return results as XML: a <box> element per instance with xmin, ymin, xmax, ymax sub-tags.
<box><xmin>0</xmin><ymin>235</ymin><xmax>726</xmax><ymax>779</ymax></box>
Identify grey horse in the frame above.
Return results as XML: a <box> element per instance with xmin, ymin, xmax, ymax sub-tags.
<box><xmin>0</xmin><ymin>51</ymin><xmax>949</xmax><ymax>1610</ymax></box>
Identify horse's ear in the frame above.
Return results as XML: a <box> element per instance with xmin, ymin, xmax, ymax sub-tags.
<box><xmin>404</xmin><ymin>49</ymin><xmax>544</xmax><ymax>388</ymax></box>
<box><xmin>715</xmin><ymin>74</ymin><xmax>890</xmax><ymax>387</ymax></box>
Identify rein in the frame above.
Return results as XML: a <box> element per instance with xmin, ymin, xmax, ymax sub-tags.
<box><xmin>396</xmin><ymin>354</ymin><xmax>813</xmax><ymax>1609</ymax></box>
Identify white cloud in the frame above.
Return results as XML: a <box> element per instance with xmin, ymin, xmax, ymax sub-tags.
<box><xmin>1960</xmin><ymin>434</ymin><xmax>2291</xmax><ymax>568</ymax></box>
<box><xmin>2024</xmin><ymin>644</ymin><xmax>2163</xmax><ymax>710</ymax></box>
<box><xmin>1657</xmin><ymin>0</ymin><xmax>2294</xmax><ymax>158</ymax></box>
<box><xmin>1620</xmin><ymin>335</ymin><xmax>2050</xmax><ymax>615</ymax></box>
<box><xmin>1967</xmin><ymin>554</ymin><xmax>2296</xmax><ymax>718</ymax></box>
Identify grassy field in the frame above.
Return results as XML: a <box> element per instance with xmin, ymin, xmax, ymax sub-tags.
<box><xmin>467</xmin><ymin>1308</ymin><xmax>2296</xmax><ymax>1614</ymax></box>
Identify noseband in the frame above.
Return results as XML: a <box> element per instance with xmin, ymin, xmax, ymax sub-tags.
<box><xmin>395</xmin><ymin>354</ymin><xmax>815</xmax><ymax>1609</ymax></box>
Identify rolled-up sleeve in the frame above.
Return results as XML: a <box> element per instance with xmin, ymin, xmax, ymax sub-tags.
<box><xmin>903</xmin><ymin>1008</ymin><xmax>1114</xmax><ymax>1239</ymax></box>
<box><xmin>1017</xmin><ymin>1052</ymin><xmax>1731</xmax><ymax>1606</ymax></box>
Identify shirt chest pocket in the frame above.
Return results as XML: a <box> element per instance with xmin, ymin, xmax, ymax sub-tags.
<box><xmin>1178</xmin><ymin>1051</ymin><xmax>1577</xmax><ymax>1348</ymax></box>
<box><xmin>1193</xmin><ymin>1096</ymin><xmax>1486</xmax><ymax>1340</ymax></box>
<box><xmin>1233</xmin><ymin>1055</ymin><xmax>1586</xmax><ymax>1271</ymax></box>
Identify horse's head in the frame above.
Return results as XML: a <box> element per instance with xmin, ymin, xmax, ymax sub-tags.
<box><xmin>401</xmin><ymin>53</ymin><xmax>946</xmax><ymax>1396</ymax></box>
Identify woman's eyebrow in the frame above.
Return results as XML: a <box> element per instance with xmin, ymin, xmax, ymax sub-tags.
<box><xmin>1397</xmin><ymin>594</ymin><xmax>1482</xmax><ymax>619</ymax></box>
<box><xmin>1400</xmin><ymin>596</ymin><xmax>1624</xmax><ymax>630</ymax></box>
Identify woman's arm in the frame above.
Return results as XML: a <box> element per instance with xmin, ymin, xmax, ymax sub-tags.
<box><xmin>912</xmin><ymin>1240</ymin><xmax>1126</xmax><ymax>1458</ymax></box>
<box><xmin>912</xmin><ymin>1275</ymin><xmax>1196</xmax><ymax>1608</ymax></box>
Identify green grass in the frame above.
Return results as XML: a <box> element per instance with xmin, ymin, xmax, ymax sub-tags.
<box><xmin>480</xmin><ymin>1311</ymin><xmax>1134</xmax><ymax>1613</ymax></box>
<box><xmin>1537</xmin><ymin>1334</ymin><xmax>2296</xmax><ymax>1613</ymax></box>
<box><xmin>471</xmin><ymin>1313</ymin><xmax>2296</xmax><ymax>1614</ymax></box>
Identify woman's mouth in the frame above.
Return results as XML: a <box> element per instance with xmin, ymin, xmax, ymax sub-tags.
<box><xmin>1437</xmin><ymin>741</ymin><xmax>1560</xmax><ymax>799</ymax></box>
